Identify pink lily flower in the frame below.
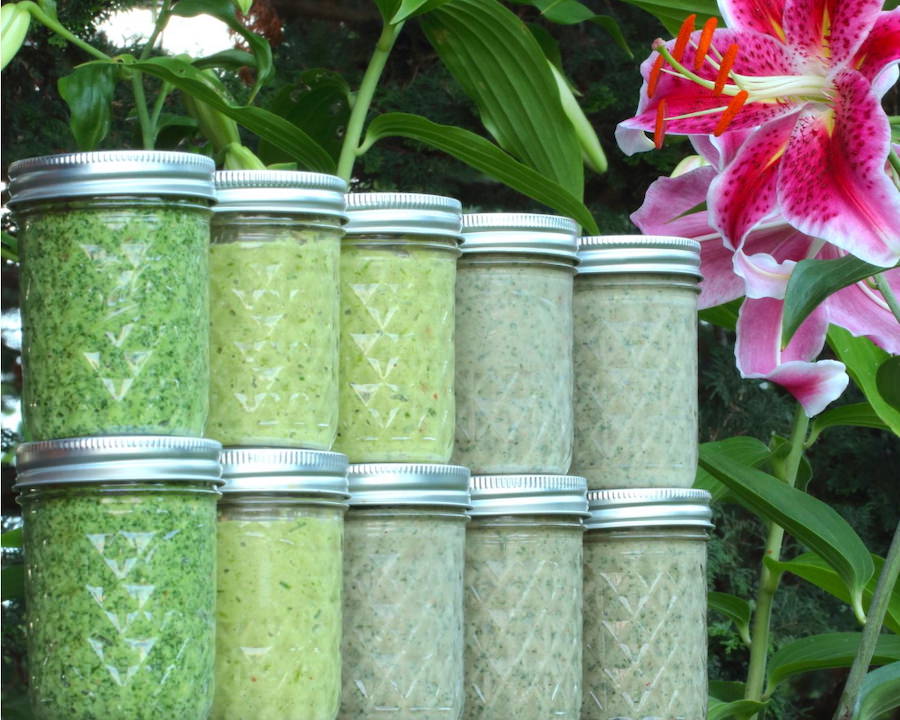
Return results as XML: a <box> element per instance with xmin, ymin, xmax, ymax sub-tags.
<box><xmin>617</xmin><ymin>0</ymin><xmax>900</xmax><ymax>267</ymax></box>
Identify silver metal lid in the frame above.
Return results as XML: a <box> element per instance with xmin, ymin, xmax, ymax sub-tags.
<box><xmin>344</xmin><ymin>192</ymin><xmax>462</xmax><ymax>239</ymax></box>
<box><xmin>219</xmin><ymin>448</ymin><xmax>349</xmax><ymax>497</ymax></box>
<box><xmin>14</xmin><ymin>436</ymin><xmax>223</xmax><ymax>488</ymax></box>
<box><xmin>347</xmin><ymin>463</ymin><xmax>470</xmax><ymax>508</ymax></box>
<box><xmin>577</xmin><ymin>235</ymin><xmax>702</xmax><ymax>277</ymax></box>
<box><xmin>461</xmin><ymin>213</ymin><xmax>579</xmax><ymax>259</ymax></box>
<box><xmin>470</xmin><ymin>475</ymin><xmax>588</xmax><ymax>517</ymax></box>
<box><xmin>7</xmin><ymin>151</ymin><xmax>216</xmax><ymax>206</ymax></box>
<box><xmin>585</xmin><ymin>488</ymin><xmax>713</xmax><ymax>530</ymax></box>
<box><xmin>213</xmin><ymin>170</ymin><xmax>348</xmax><ymax>218</ymax></box>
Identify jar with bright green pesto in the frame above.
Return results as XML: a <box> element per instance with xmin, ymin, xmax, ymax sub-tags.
<box><xmin>213</xmin><ymin>448</ymin><xmax>349</xmax><ymax>720</ymax></box>
<box><xmin>341</xmin><ymin>463</ymin><xmax>470</xmax><ymax>719</ymax></box>
<box><xmin>336</xmin><ymin>193</ymin><xmax>462</xmax><ymax>463</ymax></box>
<box><xmin>572</xmin><ymin>236</ymin><xmax>701</xmax><ymax>490</ymax></box>
<box><xmin>8</xmin><ymin>152</ymin><xmax>215</xmax><ymax>440</ymax></box>
<box><xmin>582</xmin><ymin>489</ymin><xmax>712</xmax><ymax>720</ymax></box>
<box><xmin>464</xmin><ymin>475</ymin><xmax>587</xmax><ymax>720</ymax></box>
<box><xmin>15</xmin><ymin>436</ymin><xmax>222</xmax><ymax>720</ymax></box>
<box><xmin>454</xmin><ymin>214</ymin><xmax>578</xmax><ymax>474</ymax></box>
<box><xmin>209</xmin><ymin>171</ymin><xmax>347</xmax><ymax>448</ymax></box>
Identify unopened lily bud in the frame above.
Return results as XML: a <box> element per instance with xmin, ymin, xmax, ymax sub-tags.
<box><xmin>2</xmin><ymin>3</ymin><xmax>31</xmax><ymax>71</ymax></box>
<box><xmin>549</xmin><ymin>61</ymin><xmax>607</xmax><ymax>174</ymax></box>
<box><xmin>223</xmin><ymin>142</ymin><xmax>266</xmax><ymax>170</ymax></box>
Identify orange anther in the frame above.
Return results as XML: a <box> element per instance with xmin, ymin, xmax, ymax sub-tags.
<box><xmin>647</xmin><ymin>53</ymin><xmax>666</xmax><ymax>98</ymax></box>
<box><xmin>694</xmin><ymin>17</ymin><xmax>718</xmax><ymax>70</ymax></box>
<box><xmin>714</xmin><ymin>43</ymin><xmax>739</xmax><ymax>95</ymax></box>
<box><xmin>673</xmin><ymin>14</ymin><xmax>696</xmax><ymax>62</ymax></box>
<box><xmin>654</xmin><ymin>100</ymin><xmax>668</xmax><ymax>149</ymax></box>
<box><xmin>714</xmin><ymin>90</ymin><xmax>749</xmax><ymax>136</ymax></box>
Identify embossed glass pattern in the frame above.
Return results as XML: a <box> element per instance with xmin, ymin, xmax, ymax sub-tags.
<box><xmin>454</xmin><ymin>257</ymin><xmax>574</xmax><ymax>474</ymax></box>
<box><xmin>18</xmin><ymin>198</ymin><xmax>210</xmax><ymax>440</ymax></box>
<box><xmin>208</xmin><ymin>215</ymin><xmax>341</xmax><ymax>448</ymax></box>
<box><xmin>572</xmin><ymin>275</ymin><xmax>698</xmax><ymax>489</ymax></box>
<box><xmin>340</xmin><ymin>508</ymin><xmax>466</xmax><ymax>719</ymax></box>
<box><xmin>464</xmin><ymin>517</ymin><xmax>582</xmax><ymax>719</ymax></box>
<box><xmin>582</xmin><ymin>529</ymin><xmax>708</xmax><ymax>720</ymax></box>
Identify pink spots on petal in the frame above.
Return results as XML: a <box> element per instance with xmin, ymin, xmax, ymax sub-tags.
<box><xmin>720</xmin><ymin>0</ymin><xmax>788</xmax><ymax>39</ymax></box>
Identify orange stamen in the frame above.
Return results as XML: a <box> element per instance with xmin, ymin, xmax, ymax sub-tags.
<box><xmin>714</xmin><ymin>90</ymin><xmax>749</xmax><ymax>136</ymax></box>
<box><xmin>654</xmin><ymin>100</ymin><xmax>667</xmax><ymax>149</ymax></box>
<box><xmin>672</xmin><ymin>14</ymin><xmax>696</xmax><ymax>62</ymax></box>
<box><xmin>694</xmin><ymin>17</ymin><xmax>718</xmax><ymax>70</ymax></box>
<box><xmin>647</xmin><ymin>53</ymin><xmax>666</xmax><ymax>98</ymax></box>
<box><xmin>714</xmin><ymin>43</ymin><xmax>739</xmax><ymax>95</ymax></box>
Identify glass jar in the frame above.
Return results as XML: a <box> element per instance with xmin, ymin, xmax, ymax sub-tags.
<box><xmin>14</xmin><ymin>436</ymin><xmax>222</xmax><ymax>720</ymax></box>
<box><xmin>340</xmin><ymin>463</ymin><xmax>470</xmax><ymax>719</ymax></box>
<box><xmin>582</xmin><ymin>489</ymin><xmax>712</xmax><ymax>720</ymax></box>
<box><xmin>453</xmin><ymin>214</ymin><xmax>578</xmax><ymax>474</ymax></box>
<box><xmin>572</xmin><ymin>236</ymin><xmax>701</xmax><ymax>489</ymax></box>
<box><xmin>212</xmin><ymin>448</ymin><xmax>349</xmax><ymax>720</ymax></box>
<box><xmin>8</xmin><ymin>152</ymin><xmax>215</xmax><ymax>440</ymax></box>
<box><xmin>464</xmin><ymin>475</ymin><xmax>587</xmax><ymax>720</ymax></box>
<box><xmin>208</xmin><ymin>171</ymin><xmax>347</xmax><ymax>448</ymax></box>
<box><xmin>336</xmin><ymin>193</ymin><xmax>462</xmax><ymax>463</ymax></box>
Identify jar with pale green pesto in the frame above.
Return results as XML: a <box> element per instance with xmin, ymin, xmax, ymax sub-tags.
<box><xmin>572</xmin><ymin>236</ymin><xmax>701</xmax><ymax>489</ymax></box>
<box><xmin>209</xmin><ymin>171</ymin><xmax>347</xmax><ymax>448</ymax></box>
<box><xmin>341</xmin><ymin>463</ymin><xmax>470</xmax><ymax>719</ymax></box>
<box><xmin>8</xmin><ymin>152</ymin><xmax>215</xmax><ymax>441</ymax></box>
<box><xmin>15</xmin><ymin>436</ymin><xmax>222</xmax><ymax>720</ymax></box>
<box><xmin>213</xmin><ymin>448</ymin><xmax>348</xmax><ymax>720</ymax></box>
<box><xmin>582</xmin><ymin>489</ymin><xmax>712</xmax><ymax>720</ymax></box>
<box><xmin>465</xmin><ymin>475</ymin><xmax>587</xmax><ymax>720</ymax></box>
<box><xmin>454</xmin><ymin>214</ymin><xmax>578</xmax><ymax>474</ymax></box>
<box><xmin>336</xmin><ymin>193</ymin><xmax>462</xmax><ymax>463</ymax></box>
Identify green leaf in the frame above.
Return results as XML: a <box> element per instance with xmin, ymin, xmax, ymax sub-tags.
<box><xmin>828</xmin><ymin>326</ymin><xmax>900</xmax><ymax>436</ymax></box>
<box><xmin>709</xmin><ymin>591</ymin><xmax>752</xmax><ymax>646</ymax></box>
<box><xmin>422</xmin><ymin>0</ymin><xmax>584</xmax><ymax>197</ymax></box>
<box><xmin>512</xmin><ymin>1</ymin><xmax>632</xmax><ymax>55</ymax></box>
<box><xmin>57</xmin><ymin>63</ymin><xmax>116</xmax><ymax>151</ymax></box>
<box><xmin>1</xmin><ymin>564</ymin><xmax>24</xmax><ymax>601</ymax></box>
<box><xmin>616</xmin><ymin>0</ymin><xmax>721</xmax><ymax>34</ymax></box>
<box><xmin>707</xmin><ymin>698</ymin><xmax>767</xmax><ymax>720</ymax></box>
<box><xmin>876</xmin><ymin>356</ymin><xmax>900</xmax><ymax>410</ymax></box>
<box><xmin>2</xmin><ymin>528</ymin><xmax>22</xmax><ymax>547</ymax></box>
<box><xmin>193</xmin><ymin>48</ymin><xmax>256</xmax><ymax>71</ymax></box>
<box><xmin>2</xmin><ymin>230</ymin><xmax>19</xmax><ymax>262</ymax></box>
<box><xmin>807</xmin><ymin>402</ymin><xmax>889</xmax><ymax>446</ymax></box>
<box><xmin>781</xmin><ymin>255</ymin><xmax>888</xmax><ymax>347</ymax></box>
<box><xmin>769</xmin><ymin>434</ymin><xmax>813</xmax><ymax>492</ymax></box>
<box><xmin>693</xmin><ymin>436</ymin><xmax>770</xmax><ymax>503</ymax></box>
<box><xmin>361</xmin><ymin>112</ymin><xmax>598</xmax><ymax>232</ymax></box>
<box><xmin>766</xmin><ymin>633</ymin><xmax>900</xmax><ymax>693</ymax></box>
<box><xmin>699</xmin><ymin>298</ymin><xmax>742</xmax><ymax>331</ymax></box>
<box><xmin>854</xmin><ymin>662</ymin><xmax>900</xmax><ymax>720</ymax></box>
<box><xmin>393</xmin><ymin>0</ymin><xmax>454</xmax><ymax>22</ymax></box>
<box><xmin>710</xmin><ymin>680</ymin><xmax>746</xmax><ymax>702</ymax></box>
<box><xmin>699</xmin><ymin>440</ymin><xmax>875</xmax><ymax>622</ymax></box>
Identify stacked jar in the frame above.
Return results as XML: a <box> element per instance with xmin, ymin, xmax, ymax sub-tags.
<box><xmin>573</xmin><ymin>235</ymin><xmax>713</xmax><ymax>719</ymax></box>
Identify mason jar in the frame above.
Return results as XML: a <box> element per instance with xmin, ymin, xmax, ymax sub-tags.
<box><xmin>464</xmin><ymin>475</ymin><xmax>587</xmax><ymax>720</ymax></box>
<box><xmin>453</xmin><ymin>214</ymin><xmax>578</xmax><ymax>474</ymax></box>
<box><xmin>15</xmin><ymin>436</ymin><xmax>222</xmax><ymax>720</ymax></box>
<box><xmin>8</xmin><ymin>152</ymin><xmax>215</xmax><ymax>440</ymax></box>
<box><xmin>208</xmin><ymin>171</ymin><xmax>347</xmax><ymax>448</ymax></box>
<box><xmin>340</xmin><ymin>463</ymin><xmax>470</xmax><ymax>719</ymax></box>
<box><xmin>336</xmin><ymin>193</ymin><xmax>462</xmax><ymax>463</ymax></box>
<box><xmin>212</xmin><ymin>448</ymin><xmax>349</xmax><ymax>720</ymax></box>
<box><xmin>572</xmin><ymin>236</ymin><xmax>701</xmax><ymax>489</ymax></box>
<box><xmin>582</xmin><ymin>489</ymin><xmax>712</xmax><ymax>720</ymax></box>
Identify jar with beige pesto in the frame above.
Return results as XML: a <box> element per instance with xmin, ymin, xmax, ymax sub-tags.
<box><xmin>340</xmin><ymin>463</ymin><xmax>470</xmax><ymax>719</ymax></box>
<box><xmin>336</xmin><ymin>194</ymin><xmax>462</xmax><ymax>463</ymax></box>
<box><xmin>453</xmin><ymin>214</ymin><xmax>578</xmax><ymax>474</ymax></box>
<box><xmin>582</xmin><ymin>489</ymin><xmax>712</xmax><ymax>720</ymax></box>
<box><xmin>572</xmin><ymin>236</ymin><xmax>701</xmax><ymax>489</ymax></box>
<box><xmin>212</xmin><ymin>448</ymin><xmax>349</xmax><ymax>720</ymax></box>
<box><xmin>464</xmin><ymin>475</ymin><xmax>587</xmax><ymax>720</ymax></box>
<box><xmin>209</xmin><ymin>171</ymin><xmax>347</xmax><ymax>449</ymax></box>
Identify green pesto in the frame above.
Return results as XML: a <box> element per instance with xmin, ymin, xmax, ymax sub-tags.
<box><xmin>20</xmin><ymin>483</ymin><xmax>218</xmax><ymax>720</ymax></box>
<box><xmin>18</xmin><ymin>199</ymin><xmax>210</xmax><ymax>440</ymax></box>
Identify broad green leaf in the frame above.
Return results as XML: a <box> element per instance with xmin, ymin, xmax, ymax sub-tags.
<box><xmin>782</xmin><ymin>255</ymin><xmax>888</xmax><ymax>346</ymax></box>
<box><xmin>708</xmin><ymin>698</ymin><xmax>767</xmax><ymax>720</ymax></box>
<box><xmin>57</xmin><ymin>63</ymin><xmax>116</xmax><ymax>151</ymax></box>
<box><xmin>709</xmin><ymin>591</ymin><xmax>751</xmax><ymax>646</ymax></box>
<box><xmin>422</xmin><ymin>0</ymin><xmax>584</xmax><ymax>197</ymax></box>
<box><xmin>2</xmin><ymin>528</ymin><xmax>23</xmax><ymax>547</ymax></box>
<box><xmin>361</xmin><ymin>112</ymin><xmax>598</xmax><ymax>232</ymax></box>
<box><xmin>766</xmin><ymin>633</ymin><xmax>900</xmax><ymax>693</ymax></box>
<box><xmin>616</xmin><ymin>0</ymin><xmax>721</xmax><ymax>34</ymax></box>
<box><xmin>807</xmin><ymin>402</ymin><xmax>889</xmax><ymax>446</ymax></box>
<box><xmin>854</xmin><ymin>662</ymin><xmax>900</xmax><ymax>720</ymax></box>
<box><xmin>698</xmin><ymin>298</ymin><xmax>742</xmax><ymax>331</ymax></box>
<box><xmin>709</xmin><ymin>680</ymin><xmax>746</xmax><ymax>702</ymax></box>
<box><xmin>693</xmin><ymin>436</ymin><xmax>770</xmax><ymax>502</ymax></box>
<box><xmin>511</xmin><ymin>1</ymin><xmax>632</xmax><ymax>55</ymax></box>
<box><xmin>193</xmin><ymin>48</ymin><xmax>256</xmax><ymax>71</ymax></box>
<box><xmin>876</xmin><ymin>356</ymin><xmax>900</xmax><ymax>410</ymax></box>
<box><xmin>394</xmin><ymin>0</ymin><xmax>454</xmax><ymax>22</ymax></box>
<box><xmin>828</xmin><ymin>326</ymin><xmax>900</xmax><ymax>436</ymax></box>
<box><xmin>767</xmin><ymin>552</ymin><xmax>900</xmax><ymax>634</ymax></box>
<box><xmin>699</xmin><ymin>440</ymin><xmax>875</xmax><ymax>622</ymax></box>
<box><xmin>1</xmin><ymin>564</ymin><xmax>24</xmax><ymax>601</ymax></box>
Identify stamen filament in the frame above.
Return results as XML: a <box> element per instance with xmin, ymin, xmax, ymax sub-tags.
<box><xmin>654</xmin><ymin>100</ymin><xmax>667</xmax><ymax>149</ymax></box>
<box><xmin>694</xmin><ymin>17</ymin><xmax>717</xmax><ymax>70</ymax></box>
<box><xmin>715</xmin><ymin>44</ymin><xmax>739</xmax><ymax>95</ymax></box>
<box><xmin>655</xmin><ymin>43</ymin><xmax>741</xmax><ymax>97</ymax></box>
<box><xmin>714</xmin><ymin>90</ymin><xmax>749</xmax><ymax>135</ymax></box>
<box><xmin>673</xmin><ymin>14</ymin><xmax>696</xmax><ymax>62</ymax></box>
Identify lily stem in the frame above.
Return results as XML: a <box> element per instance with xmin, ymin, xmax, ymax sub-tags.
<box><xmin>874</xmin><ymin>273</ymin><xmax>900</xmax><ymax>325</ymax></box>
<box><xmin>744</xmin><ymin>405</ymin><xmax>809</xmax><ymax>717</ymax></box>
<box><xmin>832</xmin><ymin>520</ymin><xmax>900</xmax><ymax>720</ymax></box>
<box><xmin>133</xmin><ymin>0</ymin><xmax>173</xmax><ymax>149</ymax></box>
<box><xmin>21</xmin><ymin>2</ymin><xmax>110</xmax><ymax>61</ymax></box>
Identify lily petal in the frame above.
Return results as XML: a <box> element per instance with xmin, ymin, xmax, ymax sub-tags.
<box><xmin>699</xmin><ymin>236</ymin><xmax>746</xmax><ymax>309</ymax></box>
<box><xmin>719</xmin><ymin>0</ymin><xmax>787</xmax><ymax>40</ymax></box>
<box><xmin>852</xmin><ymin>10</ymin><xmax>900</xmax><ymax>95</ymax></box>
<box><xmin>733</xmin><ymin>249</ymin><xmax>796</xmax><ymax>299</ymax></box>
<box><xmin>783</xmin><ymin>0</ymin><xmax>883</xmax><ymax>67</ymax></box>
<box><xmin>735</xmin><ymin>296</ymin><xmax>784</xmax><ymax>374</ymax></box>
<box><xmin>691</xmin><ymin>130</ymin><xmax>755</xmax><ymax>169</ymax></box>
<box><xmin>765</xmin><ymin>360</ymin><xmax>850</xmax><ymax>416</ymax></box>
<box><xmin>632</xmin><ymin>165</ymin><xmax>717</xmax><ymax>238</ymax></box>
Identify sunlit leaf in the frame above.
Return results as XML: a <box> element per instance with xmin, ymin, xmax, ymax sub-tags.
<box><xmin>854</xmin><ymin>662</ymin><xmax>900</xmax><ymax>720</ymax></box>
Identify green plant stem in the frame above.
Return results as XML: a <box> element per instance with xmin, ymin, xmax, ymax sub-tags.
<box><xmin>889</xmin><ymin>149</ymin><xmax>900</xmax><ymax>178</ymax></box>
<box><xmin>875</xmin><ymin>273</ymin><xmax>900</xmax><ymax>324</ymax></box>
<box><xmin>744</xmin><ymin>405</ymin><xmax>810</xmax><ymax>716</ymax></box>
<box><xmin>336</xmin><ymin>21</ymin><xmax>404</xmax><ymax>181</ymax></box>
<box><xmin>149</xmin><ymin>81</ymin><xmax>172</xmax><ymax>130</ymax></box>
<box><xmin>833</xmin><ymin>520</ymin><xmax>900</xmax><ymax>720</ymax></box>
<box><xmin>140</xmin><ymin>0</ymin><xmax>172</xmax><ymax>60</ymax></box>
<box><xmin>131</xmin><ymin>0</ymin><xmax>173</xmax><ymax>149</ymax></box>
<box><xmin>21</xmin><ymin>2</ymin><xmax>110</xmax><ymax>60</ymax></box>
